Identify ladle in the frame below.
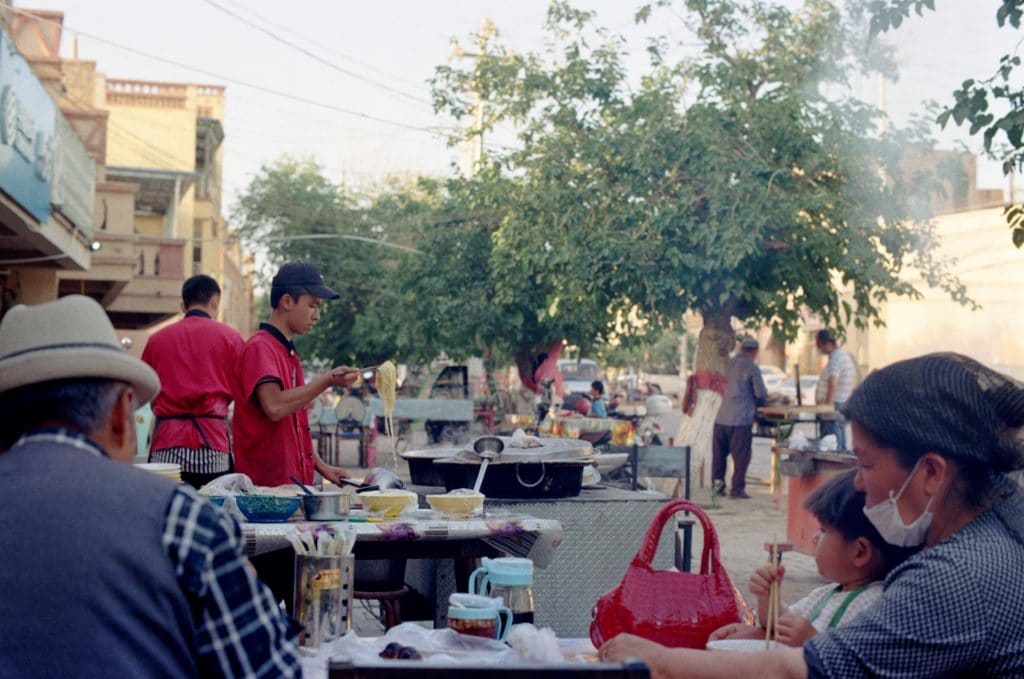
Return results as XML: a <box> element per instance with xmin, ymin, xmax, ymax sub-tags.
<box><xmin>471</xmin><ymin>436</ymin><xmax>505</xmax><ymax>493</ymax></box>
<box><xmin>289</xmin><ymin>475</ymin><xmax>317</xmax><ymax>496</ymax></box>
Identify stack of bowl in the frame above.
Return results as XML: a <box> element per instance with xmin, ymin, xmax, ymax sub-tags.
<box><xmin>134</xmin><ymin>462</ymin><xmax>182</xmax><ymax>483</ymax></box>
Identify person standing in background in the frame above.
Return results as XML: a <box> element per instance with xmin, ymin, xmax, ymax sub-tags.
<box><xmin>142</xmin><ymin>275</ymin><xmax>243</xmax><ymax>489</ymax></box>
<box><xmin>233</xmin><ymin>261</ymin><xmax>359</xmax><ymax>487</ymax></box>
<box><xmin>815</xmin><ymin>329</ymin><xmax>856</xmax><ymax>450</ymax></box>
<box><xmin>712</xmin><ymin>337</ymin><xmax>767</xmax><ymax>499</ymax></box>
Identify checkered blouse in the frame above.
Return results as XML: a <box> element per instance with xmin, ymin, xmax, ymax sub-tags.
<box><xmin>804</xmin><ymin>489</ymin><xmax>1024</xmax><ymax>677</ymax></box>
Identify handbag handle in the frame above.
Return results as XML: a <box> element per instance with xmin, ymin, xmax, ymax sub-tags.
<box><xmin>633</xmin><ymin>499</ymin><xmax>723</xmax><ymax>576</ymax></box>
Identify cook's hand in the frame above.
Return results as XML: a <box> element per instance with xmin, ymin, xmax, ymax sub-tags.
<box><xmin>708</xmin><ymin>623</ymin><xmax>762</xmax><ymax>641</ymax></box>
<box><xmin>328</xmin><ymin>366</ymin><xmax>360</xmax><ymax>388</ymax></box>
<box><xmin>317</xmin><ymin>463</ymin><xmax>350</xmax><ymax>485</ymax></box>
<box><xmin>775</xmin><ymin>612</ymin><xmax>816</xmax><ymax>647</ymax></box>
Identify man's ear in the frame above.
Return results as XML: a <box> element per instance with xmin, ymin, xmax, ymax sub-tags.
<box><xmin>105</xmin><ymin>387</ymin><xmax>138</xmax><ymax>462</ymax></box>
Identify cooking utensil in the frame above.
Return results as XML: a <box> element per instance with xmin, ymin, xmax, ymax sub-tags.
<box><xmin>301</xmin><ymin>492</ymin><xmax>351</xmax><ymax>521</ymax></box>
<box><xmin>335</xmin><ymin>477</ymin><xmax>380</xmax><ymax>493</ymax></box>
<box><xmin>290</xmin><ymin>475</ymin><xmax>316</xmax><ymax>496</ymax></box>
<box><xmin>471</xmin><ymin>436</ymin><xmax>505</xmax><ymax>493</ymax></box>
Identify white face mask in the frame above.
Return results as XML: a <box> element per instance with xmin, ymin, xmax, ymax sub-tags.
<box><xmin>863</xmin><ymin>458</ymin><xmax>934</xmax><ymax>547</ymax></box>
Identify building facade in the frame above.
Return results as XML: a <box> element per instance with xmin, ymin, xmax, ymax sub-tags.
<box><xmin>6</xmin><ymin>7</ymin><xmax>252</xmax><ymax>350</ymax></box>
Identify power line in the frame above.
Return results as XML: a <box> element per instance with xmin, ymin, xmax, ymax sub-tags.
<box><xmin>215</xmin><ymin>0</ymin><xmax>431</xmax><ymax>94</ymax></box>
<box><xmin>199</xmin><ymin>0</ymin><xmax>432</xmax><ymax>108</ymax></box>
<box><xmin>10</xmin><ymin>7</ymin><xmax>448</xmax><ymax>136</ymax></box>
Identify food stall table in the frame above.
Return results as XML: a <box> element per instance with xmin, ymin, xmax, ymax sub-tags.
<box><xmin>243</xmin><ymin>513</ymin><xmax>564</xmax><ymax>624</ymax></box>
<box><xmin>402</xmin><ymin>486</ymin><xmax>676</xmax><ymax>637</ymax></box>
<box><xmin>756</xmin><ymin>404</ymin><xmax>838</xmax><ymax>440</ymax></box>
<box><xmin>776</xmin><ymin>447</ymin><xmax>858</xmax><ymax>554</ymax></box>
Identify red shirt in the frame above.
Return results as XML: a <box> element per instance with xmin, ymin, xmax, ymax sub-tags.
<box><xmin>232</xmin><ymin>325</ymin><xmax>315</xmax><ymax>486</ymax></box>
<box><xmin>141</xmin><ymin>310</ymin><xmax>244</xmax><ymax>452</ymax></box>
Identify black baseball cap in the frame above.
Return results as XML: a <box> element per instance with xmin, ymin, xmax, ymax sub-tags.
<box><xmin>271</xmin><ymin>262</ymin><xmax>340</xmax><ymax>300</ymax></box>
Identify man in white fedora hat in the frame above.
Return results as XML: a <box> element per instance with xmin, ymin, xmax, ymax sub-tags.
<box><xmin>0</xmin><ymin>296</ymin><xmax>300</xmax><ymax>677</ymax></box>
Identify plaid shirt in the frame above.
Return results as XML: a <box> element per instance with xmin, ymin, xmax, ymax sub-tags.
<box><xmin>11</xmin><ymin>430</ymin><xmax>301</xmax><ymax>677</ymax></box>
<box><xmin>803</xmin><ymin>493</ymin><xmax>1024</xmax><ymax>677</ymax></box>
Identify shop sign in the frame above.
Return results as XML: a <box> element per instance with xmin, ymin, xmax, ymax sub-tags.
<box><xmin>51</xmin><ymin>114</ymin><xmax>95</xmax><ymax>237</ymax></box>
<box><xmin>0</xmin><ymin>30</ymin><xmax>55</xmax><ymax>223</ymax></box>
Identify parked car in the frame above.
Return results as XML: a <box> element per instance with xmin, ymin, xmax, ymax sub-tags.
<box><xmin>758</xmin><ymin>364</ymin><xmax>787</xmax><ymax>392</ymax></box>
<box><xmin>557</xmin><ymin>358</ymin><xmax>604</xmax><ymax>395</ymax></box>
<box><xmin>777</xmin><ymin>375</ymin><xmax>819</xmax><ymax>405</ymax></box>
<box><xmin>638</xmin><ymin>372</ymin><xmax>687</xmax><ymax>403</ymax></box>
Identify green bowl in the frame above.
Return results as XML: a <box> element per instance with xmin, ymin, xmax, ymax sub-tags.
<box><xmin>236</xmin><ymin>495</ymin><xmax>301</xmax><ymax>523</ymax></box>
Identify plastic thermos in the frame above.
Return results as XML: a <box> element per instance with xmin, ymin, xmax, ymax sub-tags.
<box><xmin>469</xmin><ymin>557</ymin><xmax>535</xmax><ymax>625</ymax></box>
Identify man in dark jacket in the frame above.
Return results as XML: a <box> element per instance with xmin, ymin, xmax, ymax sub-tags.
<box><xmin>712</xmin><ymin>336</ymin><xmax>768</xmax><ymax>499</ymax></box>
<box><xmin>0</xmin><ymin>295</ymin><xmax>300</xmax><ymax>678</ymax></box>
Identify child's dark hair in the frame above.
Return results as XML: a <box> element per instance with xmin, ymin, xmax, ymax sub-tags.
<box><xmin>803</xmin><ymin>469</ymin><xmax>915</xmax><ymax>572</ymax></box>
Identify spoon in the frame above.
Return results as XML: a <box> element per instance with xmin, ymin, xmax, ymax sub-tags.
<box><xmin>289</xmin><ymin>475</ymin><xmax>317</xmax><ymax>496</ymax></box>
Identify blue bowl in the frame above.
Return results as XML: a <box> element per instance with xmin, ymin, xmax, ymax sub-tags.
<box><xmin>236</xmin><ymin>495</ymin><xmax>301</xmax><ymax>523</ymax></box>
<box><xmin>208</xmin><ymin>496</ymin><xmax>226</xmax><ymax>507</ymax></box>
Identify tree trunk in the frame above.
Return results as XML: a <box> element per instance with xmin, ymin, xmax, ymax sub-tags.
<box><xmin>676</xmin><ymin>310</ymin><xmax>734</xmax><ymax>491</ymax></box>
<box><xmin>694</xmin><ymin>311</ymin><xmax>734</xmax><ymax>376</ymax></box>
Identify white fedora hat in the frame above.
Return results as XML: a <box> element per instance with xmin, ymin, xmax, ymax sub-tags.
<box><xmin>0</xmin><ymin>295</ymin><xmax>160</xmax><ymax>405</ymax></box>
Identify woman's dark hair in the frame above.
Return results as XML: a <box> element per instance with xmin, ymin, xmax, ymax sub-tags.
<box><xmin>804</xmin><ymin>469</ymin><xmax>914</xmax><ymax>573</ymax></box>
<box><xmin>0</xmin><ymin>378</ymin><xmax>124</xmax><ymax>450</ymax></box>
<box><xmin>844</xmin><ymin>353</ymin><xmax>1024</xmax><ymax>509</ymax></box>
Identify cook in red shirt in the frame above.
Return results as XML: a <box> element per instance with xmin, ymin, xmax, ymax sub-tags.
<box><xmin>141</xmin><ymin>275</ymin><xmax>244</xmax><ymax>489</ymax></box>
<box><xmin>232</xmin><ymin>262</ymin><xmax>360</xmax><ymax>487</ymax></box>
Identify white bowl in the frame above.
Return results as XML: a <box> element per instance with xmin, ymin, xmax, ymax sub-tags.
<box><xmin>593</xmin><ymin>453</ymin><xmax>628</xmax><ymax>474</ymax></box>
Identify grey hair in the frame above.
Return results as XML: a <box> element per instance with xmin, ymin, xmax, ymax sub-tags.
<box><xmin>0</xmin><ymin>378</ymin><xmax>127</xmax><ymax>450</ymax></box>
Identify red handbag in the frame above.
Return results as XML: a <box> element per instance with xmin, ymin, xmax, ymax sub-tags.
<box><xmin>590</xmin><ymin>499</ymin><xmax>753</xmax><ymax>649</ymax></box>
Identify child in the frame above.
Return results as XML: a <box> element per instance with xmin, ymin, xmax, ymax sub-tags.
<box><xmin>709</xmin><ymin>469</ymin><xmax>914</xmax><ymax>647</ymax></box>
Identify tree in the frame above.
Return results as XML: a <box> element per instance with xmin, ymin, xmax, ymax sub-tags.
<box><xmin>433</xmin><ymin>0</ymin><xmax>968</xmax><ymax>445</ymax></box>
<box><xmin>868</xmin><ymin>0</ymin><xmax>1024</xmax><ymax>247</ymax></box>
<box><xmin>231</xmin><ymin>157</ymin><xmax>418</xmax><ymax>365</ymax></box>
<box><xmin>435</xmin><ymin>0</ymin><xmax>966</xmax><ymax>361</ymax></box>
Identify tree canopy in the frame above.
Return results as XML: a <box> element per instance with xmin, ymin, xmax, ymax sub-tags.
<box><xmin>232</xmin><ymin>0</ymin><xmax>970</xmax><ymax>379</ymax></box>
<box><xmin>433</xmin><ymin>0</ymin><xmax>967</xmax><ymax>372</ymax></box>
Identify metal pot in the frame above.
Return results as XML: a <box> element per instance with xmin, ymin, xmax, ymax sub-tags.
<box><xmin>301</xmin><ymin>492</ymin><xmax>351</xmax><ymax>521</ymax></box>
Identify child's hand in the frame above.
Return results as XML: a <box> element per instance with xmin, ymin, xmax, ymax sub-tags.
<box><xmin>749</xmin><ymin>562</ymin><xmax>786</xmax><ymax>626</ymax></box>
<box><xmin>775</xmin><ymin>612</ymin><xmax>817</xmax><ymax>647</ymax></box>
<box><xmin>749</xmin><ymin>563</ymin><xmax>786</xmax><ymax>602</ymax></box>
<box><xmin>708</xmin><ymin>623</ymin><xmax>764</xmax><ymax>641</ymax></box>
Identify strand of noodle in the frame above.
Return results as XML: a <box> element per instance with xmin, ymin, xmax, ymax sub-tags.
<box><xmin>376</xmin><ymin>361</ymin><xmax>398</xmax><ymax>469</ymax></box>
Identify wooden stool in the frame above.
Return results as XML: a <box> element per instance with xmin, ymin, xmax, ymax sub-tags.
<box><xmin>763</xmin><ymin>541</ymin><xmax>795</xmax><ymax>562</ymax></box>
<box><xmin>353</xmin><ymin>586</ymin><xmax>409</xmax><ymax>630</ymax></box>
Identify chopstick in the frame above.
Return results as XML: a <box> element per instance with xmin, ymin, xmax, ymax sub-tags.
<box><xmin>765</xmin><ymin>536</ymin><xmax>779</xmax><ymax>649</ymax></box>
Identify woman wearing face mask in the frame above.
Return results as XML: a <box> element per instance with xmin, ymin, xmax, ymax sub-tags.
<box><xmin>599</xmin><ymin>352</ymin><xmax>1024</xmax><ymax>678</ymax></box>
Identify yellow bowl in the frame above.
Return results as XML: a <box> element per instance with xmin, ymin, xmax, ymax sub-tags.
<box><xmin>359</xmin><ymin>490</ymin><xmax>417</xmax><ymax>517</ymax></box>
<box><xmin>426</xmin><ymin>491</ymin><xmax>485</xmax><ymax>518</ymax></box>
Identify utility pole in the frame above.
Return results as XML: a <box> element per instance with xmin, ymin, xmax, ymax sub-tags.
<box><xmin>450</xmin><ymin>18</ymin><xmax>498</xmax><ymax>177</ymax></box>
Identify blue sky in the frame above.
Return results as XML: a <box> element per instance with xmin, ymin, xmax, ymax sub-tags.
<box><xmin>19</xmin><ymin>0</ymin><xmax>1022</xmax><ymax>208</ymax></box>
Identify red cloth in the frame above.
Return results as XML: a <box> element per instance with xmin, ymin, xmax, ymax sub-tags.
<box><xmin>681</xmin><ymin>370</ymin><xmax>728</xmax><ymax>415</ymax></box>
<box><xmin>520</xmin><ymin>341</ymin><xmax>566</xmax><ymax>397</ymax></box>
<box><xmin>232</xmin><ymin>328</ymin><xmax>315</xmax><ymax>486</ymax></box>
<box><xmin>141</xmin><ymin>312</ymin><xmax>243</xmax><ymax>452</ymax></box>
